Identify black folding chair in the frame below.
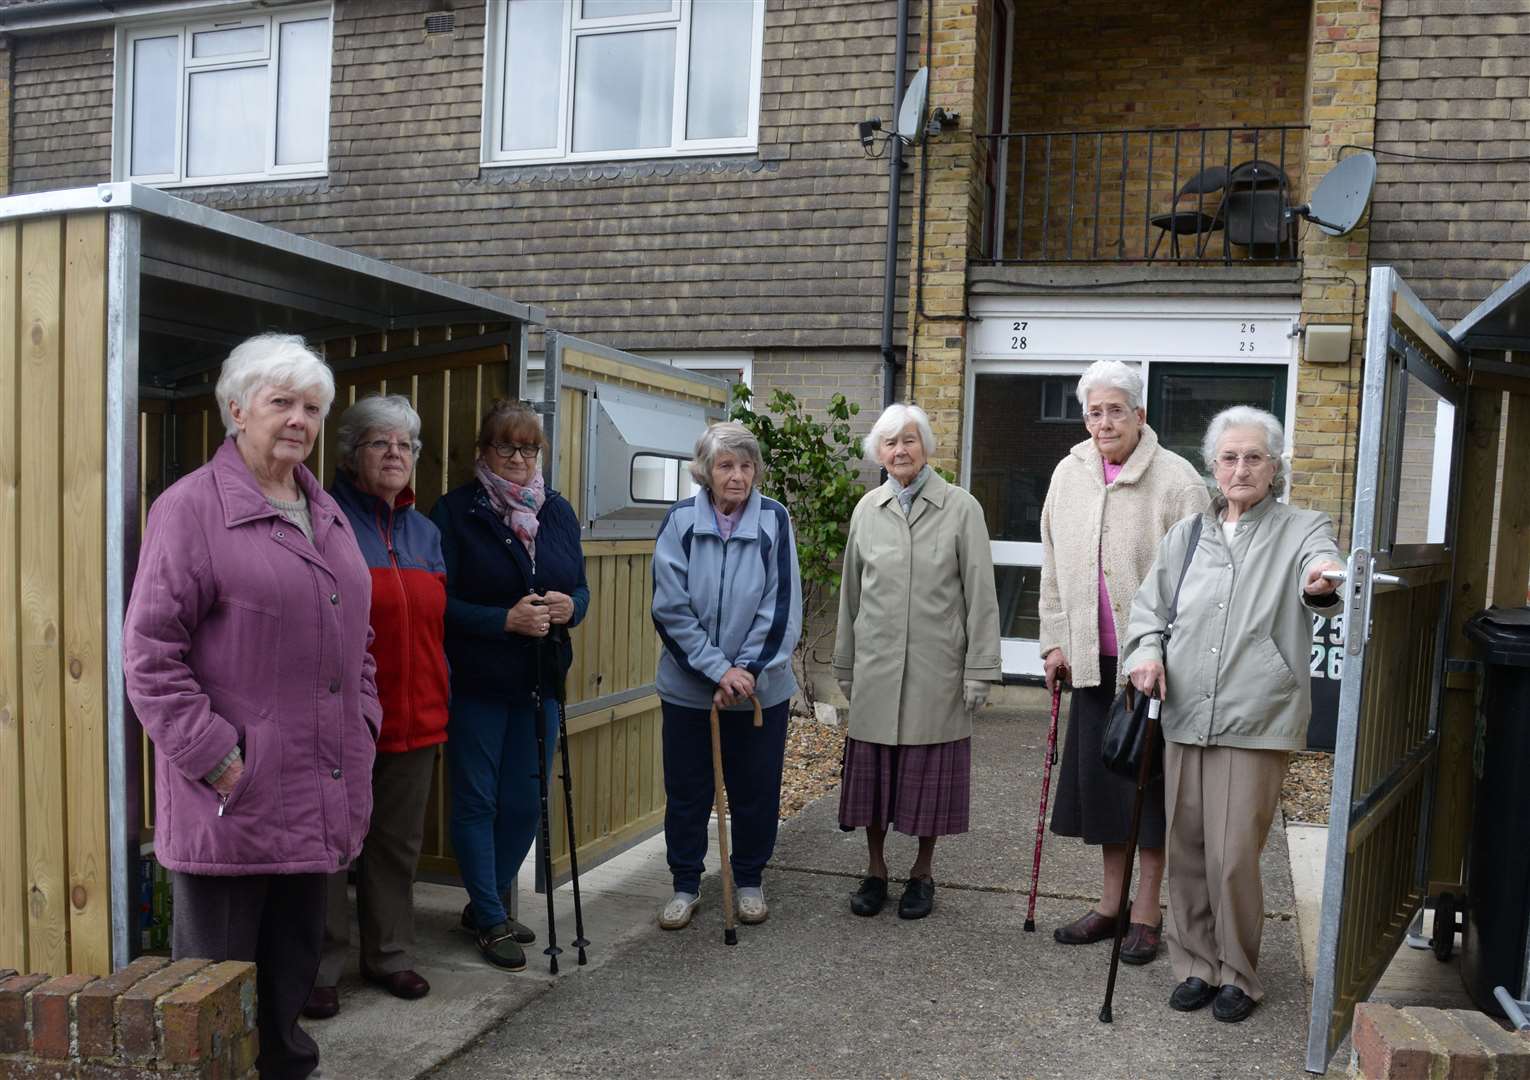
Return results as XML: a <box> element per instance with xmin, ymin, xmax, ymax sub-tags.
<box><xmin>1148</xmin><ymin>165</ymin><xmax>1228</xmax><ymax>261</ymax></box>
<box><xmin>1221</xmin><ymin>160</ymin><xmax>1296</xmax><ymax>261</ymax></box>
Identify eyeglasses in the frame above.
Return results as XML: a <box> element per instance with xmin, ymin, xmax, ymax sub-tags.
<box><xmin>1084</xmin><ymin>405</ymin><xmax>1133</xmax><ymax>425</ymax></box>
<box><xmin>491</xmin><ymin>443</ymin><xmax>541</xmax><ymax>461</ymax></box>
<box><xmin>1214</xmin><ymin>451</ymin><xmax>1271</xmax><ymax>471</ymax></box>
<box><xmin>360</xmin><ymin>439</ymin><xmax>416</xmax><ymax>456</ymax></box>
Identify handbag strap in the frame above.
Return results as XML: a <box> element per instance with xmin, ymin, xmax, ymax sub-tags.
<box><xmin>1161</xmin><ymin>515</ymin><xmax>1204</xmax><ymax>644</ymax></box>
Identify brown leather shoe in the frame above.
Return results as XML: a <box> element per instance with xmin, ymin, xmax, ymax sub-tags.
<box><xmin>1052</xmin><ymin>908</ymin><xmax>1118</xmax><ymax>945</ymax></box>
<box><xmin>1119</xmin><ymin>921</ymin><xmax>1163</xmax><ymax>965</ymax></box>
<box><xmin>301</xmin><ymin>986</ymin><xmax>339</xmax><ymax>1020</ymax></box>
<box><xmin>365</xmin><ymin>969</ymin><xmax>430</xmax><ymax>1000</ymax></box>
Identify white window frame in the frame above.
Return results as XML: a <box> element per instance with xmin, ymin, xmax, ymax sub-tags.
<box><xmin>481</xmin><ymin>0</ymin><xmax>766</xmax><ymax>167</ymax></box>
<box><xmin>112</xmin><ymin>3</ymin><xmax>333</xmax><ymax>187</ymax></box>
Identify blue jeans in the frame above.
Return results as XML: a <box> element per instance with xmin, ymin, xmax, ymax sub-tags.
<box><xmin>447</xmin><ymin>688</ymin><xmax>558</xmax><ymax>930</ymax></box>
<box><xmin>662</xmin><ymin>699</ymin><xmax>789</xmax><ymax>894</ymax></box>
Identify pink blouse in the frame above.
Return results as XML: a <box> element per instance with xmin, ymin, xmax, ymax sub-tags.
<box><xmin>1098</xmin><ymin>459</ymin><xmax>1124</xmax><ymax>657</ymax></box>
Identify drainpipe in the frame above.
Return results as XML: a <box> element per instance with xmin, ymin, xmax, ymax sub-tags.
<box><xmin>880</xmin><ymin>0</ymin><xmax>910</xmax><ymax>409</ymax></box>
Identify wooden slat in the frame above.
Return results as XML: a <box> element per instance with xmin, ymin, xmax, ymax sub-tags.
<box><xmin>61</xmin><ymin>213</ymin><xmax>109</xmax><ymax>974</ymax></box>
<box><xmin>18</xmin><ymin>217</ymin><xmax>68</xmax><ymax>976</ymax></box>
<box><xmin>562</xmin><ymin>347</ymin><xmax>728</xmax><ymax>405</ymax></box>
<box><xmin>1492</xmin><ymin>392</ymin><xmax>1530</xmax><ymax>607</ymax></box>
<box><xmin>0</xmin><ymin>222</ymin><xmax>24</xmax><ymax>972</ymax></box>
<box><xmin>627</xmin><ymin>556</ymin><xmax>645</xmax><ymax>697</ymax></box>
<box><xmin>612</xmin><ymin>556</ymin><xmax>632</xmax><ymax>693</ymax></box>
<box><xmin>414</xmin><ymin>370</ymin><xmax>447</xmax><ymax>513</ymax></box>
<box><xmin>582</xmin><ymin>540</ymin><xmax>653</xmax><ymax>557</ymax></box>
<box><xmin>606</xmin><ymin>706</ymin><xmax>625</xmax><ymax>846</ymax></box>
<box><xmin>625</xmin><ymin>712</ymin><xmax>641</xmax><ymax>825</ymax></box>
<box><xmin>445</xmin><ymin>367</ymin><xmax>479</xmax><ymax>493</ymax></box>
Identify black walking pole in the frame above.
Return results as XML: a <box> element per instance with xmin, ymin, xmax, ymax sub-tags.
<box><xmin>1100</xmin><ymin>696</ymin><xmax>1160</xmax><ymax>1024</ymax></box>
<box><xmin>530</xmin><ymin>655</ymin><xmax>563</xmax><ymax>975</ymax></box>
<box><xmin>546</xmin><ymin>630</ymin><xmax>590</xmax><ymax>966</ymax></box>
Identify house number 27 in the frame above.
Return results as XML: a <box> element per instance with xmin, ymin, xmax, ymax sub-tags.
<box><xmin>1010</xmin><ymin>321</ymin><xmax>1029</xmax><ymax>350</ymax></box>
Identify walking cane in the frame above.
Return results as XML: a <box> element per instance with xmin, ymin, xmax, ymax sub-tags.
<box><xmin>1024</xmin><ymin>683</ymin><xmax>1064</xmax><ymax>932</ymax></box>
<box><xmin>709</xmin><ymin>694</ymin><xmax>763</xmax><ymax>946</ymax></box>
<box><xmin>1100</xmin><ymin>696</ymin><xmax>1161</xmax><ymax>1024</ymax></box>
<box><xmin>529</xmin><ymin>661</ymin><xmax>563</xmax><ymax>975</ymax></box>
<box><xmin>545</xmin><ymin>631</ymin><xmax>590</xmax><ymax>966</ymax></box>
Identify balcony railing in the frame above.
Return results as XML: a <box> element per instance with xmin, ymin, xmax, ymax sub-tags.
<box><xmin>975</xmin><ymin>125</ymin><xmax>1309</xmax><ymax>265</ymax></box>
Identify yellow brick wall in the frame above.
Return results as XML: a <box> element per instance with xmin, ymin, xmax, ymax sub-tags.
<box><xmin>1001</xmin><ymin>0</ymin><xmax>1311</xmax><ymax>262</ymax></box>
<box><xmin>1295</xmin><ymin>0</ymin><xmax>1379</xmax><ymax>544</ymax></box>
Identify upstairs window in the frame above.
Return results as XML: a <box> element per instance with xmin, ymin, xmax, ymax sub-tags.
<box><xmin>483</xmin><ymin>0</ymin><xmax>765</xmax><ymax>166</ymax></box>
<box><xmin>116</xmin><ymin>6</ymin><xmax>332</xmax><ymax>186</ymax></box>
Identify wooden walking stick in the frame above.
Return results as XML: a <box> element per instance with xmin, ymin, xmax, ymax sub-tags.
<box><xmin>709</xmin><ymin>694</ymin><xmax>763</xmax><ymax>946</ymax></box>
<box><xmin>1024</xmin><ymin>683</ymin><xmax>1064</xmax><ymax>932</ymax></box>
<box><xmin>1100</xmin><ymin>696</ymin><xmax>1161</xmax><ymax>1023</ymax></box>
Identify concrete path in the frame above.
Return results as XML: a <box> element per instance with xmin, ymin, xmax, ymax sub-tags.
<box><xmin>415</xmin><ymin>699</ymin><xmax>1314</xmax><ymax>1080</ymax></box>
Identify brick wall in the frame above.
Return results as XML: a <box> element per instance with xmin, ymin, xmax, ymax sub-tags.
<box><xmin>0</xmin><ymin>958</ymin><xmax>257</xmax><ymax>1078</ymax></box>
<box><xmin>7</xmin><ymin>0</ymin><xmax>912</xmax><ymax>358</ymax></box>
<box><xmin>1293</xmin><ymin>0</ymin><xmax>1379</xmax><ymax>538</ymax></box>
<box><xmin>1351</xmin><ymin>1002</ymin><xmax>1530</xmax><ymax>1079</ymax></box>
<box><xmin>1000</xmin><ymin>0</ymin><xmax>1311</xmax><ymax>263</ymax></box>
<box><xmin>1372</xmin><ymin>1</ymin><xmax>1530</xmax><ymax>323</ymax></box>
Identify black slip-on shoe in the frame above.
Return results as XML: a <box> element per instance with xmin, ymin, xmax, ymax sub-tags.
<box><xmin>1169</xmin><ymin>977</ymin><xmax>1219</xmax><ymax>1012</ymax></box>
<box><xmin>476</xmin><ymin>923</ymin><xmax>527</xmax><ymax>971</ymax></box>
<box><xmin>461</xmin><ymin>902</ymin><xmax>536</xmax><ymax>944</ymax></box>
<box><xmin>1212</xmin><ymin>984</ymin><xmax>1257</xmax><ymax>1023</ymax></box>
<box><xmin>897</xmin><ymin>876</ymin><xmax>935</xmax><ymax>920</ymax></box>
<box><xmin>850</xmin><ymin>876</ymin><xmax>889</xmax><ymax>917</ymax></box>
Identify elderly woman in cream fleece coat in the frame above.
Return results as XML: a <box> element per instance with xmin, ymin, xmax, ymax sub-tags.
<box><xmin>1038</xmin><ymin>360</ymin><xmax>1209</xmax><ymax>964</ymax></box>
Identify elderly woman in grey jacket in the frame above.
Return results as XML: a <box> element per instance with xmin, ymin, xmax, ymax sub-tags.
<box><xmin>833</xmin><ymin>403</ymin><xmax>1002</xmax><ymax>921</ymax></box>
<box><xmin>1039</xmin><ymin>360</ymin><xmax>1209</xmax><ymax>963</ymax></box>
<box><xmin>1124</xmin><ymin>405</ymin><xmax>1343</xmax><ymax>1024</ymax></box>
<box><xmin>651</xmin><ymin>422</ymin><xmax>802</xmax><ymax>932</ymax></box>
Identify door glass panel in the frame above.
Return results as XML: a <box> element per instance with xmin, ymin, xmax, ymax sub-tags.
<box><xmin>572</xmin><ymin>29</ymin><xmax>676</xmax><ymax>152</ymax></box>
<box><xmin>1393</xmin><ymin>373</ymin><xmax>1454</xmax><ymax>546</ymax></box>
<box><xmin>995</xmin><ymin>565</ymin><xmax>1041</xmax><ymax>640</ymax></box>
<box><xmin>1147</xmin><ymin>362</ymin><xmax>1287</xmax><ymax>477</ymax></box>
<box><xmin>971</xmin><ymin>373</ymin><xmax>1083</xmax><ymax>543</ymax></box>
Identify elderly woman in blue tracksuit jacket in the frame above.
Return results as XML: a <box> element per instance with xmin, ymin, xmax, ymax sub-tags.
<box><xmin>651</xmin><ymin>420</ymin><xmax>802</xmax><ymax>932</ymax></box>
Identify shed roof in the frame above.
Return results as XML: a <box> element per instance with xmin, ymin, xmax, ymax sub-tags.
<box><xmin>0</xmin><ymin>183</ymin><xmax>545</xmax><ymax>382</ymax></box>
<box><xmin>1450</xmin><ymin>261</ymin><xmax>1530</xmax><ymax>354</ymax></box>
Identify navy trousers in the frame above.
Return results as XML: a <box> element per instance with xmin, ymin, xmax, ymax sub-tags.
<box><xmin>661</xmin><ymin>698</ymin><xmax>789</xmax><ymax>894</ymax></box>
<box><xmin>447</xmin><ymin>688</ymin><xmax>558</xmax><ymax>929</ymax></box>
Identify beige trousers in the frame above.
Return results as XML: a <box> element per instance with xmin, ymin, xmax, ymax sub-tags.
<box><xmin>1163</xmin><ymin>742</ymin><xmax>1288</xmax><ymax>1001</ymax></box>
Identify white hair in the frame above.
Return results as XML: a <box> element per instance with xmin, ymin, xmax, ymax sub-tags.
<box><xmin>1075</xmin><ymin>360</ymin><xmax>1144</xmax><ymax>411</ymax></box>
<box><xmin>1203</xmin><ymin>405</ymin><xmax>1287</xmax><ymax>494</ymax></box>
<box><xmin>335</xmin><ymin>394</ymin><xmax>423</xmax><ymax>474</ymax></box>
<box><xmin>215</xmin><ymin>332</ymin><xmax>336</xmax><ymax>437</ymax></box>
<box><xmin>688</xmin><ymin>421</ymin><xmax>765</xmax><ymax>490</ymax></box>
<box><xmin>863</xmin><ymin>403</ymin><xmax>935</xmax><ymax>465</ymax></box>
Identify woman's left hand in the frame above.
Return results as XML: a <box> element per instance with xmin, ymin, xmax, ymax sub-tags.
<box><xmin>1304</xmin><ymin>559</ymin><xmax>1345</xmax><ymax>596</ymax></box>
<box><xmin>713</xmin><ymin>666</ymin><xmax>755</xmax><ymax>709</ymax></box>
<box><xmin>541</xmin><ymin>590</ymin><xmax>575</xmax><ymax>625</ymax></box>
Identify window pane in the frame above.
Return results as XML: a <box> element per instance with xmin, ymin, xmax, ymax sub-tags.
<box><xmin>275</xmin><ymin>18</ymin><xmax>328</xmax><ymax>165</ymax></box>
<box><xmin>994</xmin><ymin>565</ymin><xmax>1042</xmax><ymax>640</ymax></box>
<box><xmin>632</xmin><ymin>454</ymin><xmax>691</xmax><ymax>503</ymax></box>
<box><xmin>1149</xmin><ymin>364</ymin><xmax>1285</xmax><ymax>479</ymax></box>
<box><xmin>1393</xmin><ymin>375</ymin><xmax>1454</xmax><ymax>547</ymax></box>
<box><xmin>130</xmin><ymin>35</ymin><xmax>179</xmax><ymax>176</ymax></box>
<box><xmin>186</xmin><ymin>65</ymin><xmax>266</xmax><ymax>178</ymax></box>
<box><xmin>501</xmin><ymin>0</ymin><xmax>564</xmax><ymax>153</ymax></box>
<box><xmin>686</xmin><ymin>0</ymin><xmax>752</xmax><ymax>140</ymax></box>
<box><xmin>573</xmin><ymin>29</ymin><xmax>675</xmax><ymax>153</ymax></box>
<box><xmin>582</xmin><ymin>0</ymin><xmax>672</xmax><ymax>18</ymax></box>
<box><xmin>191</xmin><ymin>25</ymin><xmax>264</xmax><ymax>59</ymax></box>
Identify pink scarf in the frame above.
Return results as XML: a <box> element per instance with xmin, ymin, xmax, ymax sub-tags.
<box><xmin>475</xmin><ymin>458</ymin><xmax>545</xmax><ymax>561</ymax></box>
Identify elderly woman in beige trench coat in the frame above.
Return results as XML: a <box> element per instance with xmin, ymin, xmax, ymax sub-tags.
<box><xmin>832</xmin><ymin>403</ymin><xmax>1002</xmax><ymax>921</ymax></box>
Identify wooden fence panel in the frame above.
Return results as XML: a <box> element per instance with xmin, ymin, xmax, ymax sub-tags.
<box><xmin>0</xmin><ymin>223</ymin><xmax>24</xmax><ymax>973</ymax></box>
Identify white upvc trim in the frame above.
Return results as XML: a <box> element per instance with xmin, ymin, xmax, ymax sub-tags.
<box><xmin>480</xmin><ymin>0</ymin><xmax>764</xmax><ymax>168</ymax></box>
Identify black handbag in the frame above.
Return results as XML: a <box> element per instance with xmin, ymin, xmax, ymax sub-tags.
<box><xmin>1101</xmin><ymin>515</ymin><xmax>1204</xmax><ymax>781</ymax></box>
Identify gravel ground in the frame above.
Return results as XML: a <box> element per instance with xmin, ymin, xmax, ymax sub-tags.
<box><xmin>1282</xmin><ymin>751</ymin><xmax>1334</xmax><ymax>825</ymax></box>
<box><xmin>779</xmin><ymin>716</ymin><xmax>845</xmax><ymax>819</ymax></box>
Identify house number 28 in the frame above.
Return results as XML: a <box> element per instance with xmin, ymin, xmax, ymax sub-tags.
<box><xmin>1010</xmin><ymin>321</ymin><xmax>1028</xmax><ymax>350</ymax></box>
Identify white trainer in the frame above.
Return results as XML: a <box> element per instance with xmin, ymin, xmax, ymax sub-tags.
<box><xmin>658</xmin><ymin>891</ymin><xmax>700</xmax><ymax>930</ymax></box>
<box><xmin>737</xmin><ymin>887</ymin><xmax>768</xmax><ymax>925</ymax></box>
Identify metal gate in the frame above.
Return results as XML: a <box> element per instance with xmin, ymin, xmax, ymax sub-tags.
<box><xmin>537</xmin><ymin>331</ymin><xmax>729</xmax><ymax>885</ymax></box>
<box><xmin>1306</xmin><ymin>269</ymin><xmax>1467</xmax><ymax>1072</ymax></box>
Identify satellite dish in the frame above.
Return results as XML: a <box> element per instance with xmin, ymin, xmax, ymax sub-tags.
<box><xmin>1290</xmin><ymin>152</ymin><xmax>1377</xmax><ymax>237</ymax></box>
<box><xmin>896</xmin><ymin>68</ymin><xmax>929</xmax><ymax>144</ymax></box>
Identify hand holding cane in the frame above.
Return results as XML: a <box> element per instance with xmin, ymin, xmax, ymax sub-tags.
<box><xmin>1024</xmin><ymin>683</ymin><xmax>1064</xmax><ymax>932</ymax></box>
<box><xmin>710</xmin><ymin>694</ymin><xmax>763</xmax><ymax>946</ymax></box>
<box><xmin>1100</xmin><ymin>695</ymin><xmax>1160</xmax><ymax>1024</ymax></box>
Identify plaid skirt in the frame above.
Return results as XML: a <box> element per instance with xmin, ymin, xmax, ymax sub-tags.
<box><xmin>837</xmin><ymin>736</ymin><xmax>971</xmax><ymax>837</ymax></box>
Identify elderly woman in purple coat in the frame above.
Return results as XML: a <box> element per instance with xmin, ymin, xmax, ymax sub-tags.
<box><xmin>125</xmin><ymin>333</ymin><xmax>381</xmax><ymax>1080</ymax></box>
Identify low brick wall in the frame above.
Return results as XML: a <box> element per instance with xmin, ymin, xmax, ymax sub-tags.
<box><xmin>1352</xmin><ymin>1002</ymin><xmax>1530</xmax><ymax>1079</ymax></box>
<box><xmin>0</xmin><ymin>957</ymin><xmax>257</xmax><ymax>1079</ymax></box>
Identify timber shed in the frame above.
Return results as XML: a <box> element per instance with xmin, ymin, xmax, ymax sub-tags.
<box><xmin>0</xmin><ymin>183</ymin><xmax>726</xmax><ymax>979</ymax></box>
